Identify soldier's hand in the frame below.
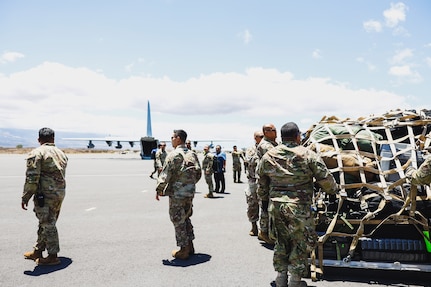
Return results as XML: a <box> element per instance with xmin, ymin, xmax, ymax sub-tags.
<box><xmin>156</xmin><ymin>194</ymin><xmax>160</xmax><ymax>201</ymax></box>
<box><xmin>21</xmin><ymin>201</ymin><xmax>28</xmax><ymax>210</ymax></box>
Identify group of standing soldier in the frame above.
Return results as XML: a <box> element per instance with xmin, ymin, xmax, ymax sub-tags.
<box><xmin>23</xmin><ymin>124</ymin><xmax>431</xmax><ymax>287</ymax></box>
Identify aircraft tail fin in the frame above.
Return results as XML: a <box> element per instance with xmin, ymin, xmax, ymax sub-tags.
<box><xmin>147</xmin><ymin>100</ymin><xmax>152</xmax><ymax>137</ymax></box>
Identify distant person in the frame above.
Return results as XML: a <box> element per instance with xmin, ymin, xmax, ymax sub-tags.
<box><xmin>21</xmin><ymin>127</ymin><xmax>68</xmax><ymax>266</ymax></box>
<box><xmin>256</xmin><ymin>123</ymin><xmax>279</xmax><ymax>244</ymax></box>
<box><xmin>150</xmin><ymin>144</ymin><xmax>161</xmax><ymax>179</ymax></box>
<box><xmin>258</xmin><ymin>122</ymin><xmax>338</xmax><ymax>287</ymax></box>
<box><xmin>155</xmin><ymin>142</ymin><xmax>167</xmax><ymax>176</ymax></box>
<box><xmin>156</xmin><ymin>129</ymin><xmax>202</xmax><ymax>260</ymax></box>
<box><xmin>244</xmin><ymin>131</ymin><xmax>264</xmax><ymax>236</ymax></box>
<box><xmin>213</xmin><ymin>145</ymin><xmax>226</xmax><ymax>193</ymax></box>
<box><xmin>202</xmin><ymin>145</ymin><xmax>216</xmax><ymax>198</ymax></box>
<box><xmin>232</xmin><ymin>145</ymin><xmax>245</xmax><ymax>183</ymax></box>
<box><xmin>186</xmin><ymin>139</ymin><xmax>192</xmax><ymax>151</ymax></box>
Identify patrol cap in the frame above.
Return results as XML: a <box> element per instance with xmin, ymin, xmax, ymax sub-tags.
<box><xmin>281</xmin><ymin>122</ymin><xmax>300</xmax><ymax>139</ymax></box>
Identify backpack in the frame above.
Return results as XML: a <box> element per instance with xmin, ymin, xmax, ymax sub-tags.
<box><xmin>212</xmin><ymin>155</ymin><xmax>220</xmax><ymax>173</ymax></box>
<box><xmin>179</xmin><ymin>149</ymin><xmax>202</xmax><ymax>184</ymax></box>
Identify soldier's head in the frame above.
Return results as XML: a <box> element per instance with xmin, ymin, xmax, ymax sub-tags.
<box><xmin>233</xmin><ymin>145</ymin><xmax>237</xmax><ymax>151</ymax></box>
<box><xmin>262</xmin><ymin>123</ymin><xmax>277</xmax><ymax>141</ymax></box>
<box><xmin>172</xmin><ymin>129</ymin><xmax>187</xmax><ymax>148</ymax></box>
<box><xmin>281</xmin><ymin>122</ymin><xmax>300</xmax><ymax>143</ymax></box>
<box><xmin>215</xmin><ymin>145</ymin><xmax>222</xmax><ymax>154</ymax></box>
<box><xmin>160</xmin><ymin>142</ymin><xmax>166</xmax><ymax>150</ymax></box>
<box><xmin>38</xmin><ymin>127</ymin><xmax>55</xmax><ymax>144</ymax></box>
<box><xmin>186</xmin><ymin>139</ymin><xmax>192</xmax><ymax>149</ymax></box>
<box><xmin>203</xmin><ymin>145</ymin><xmax>210</xmax><ymax>154</ymax></box>
<box><xmin>254</xmin><ymin>131</ymin><xmax>264</xmax><ymax>144</ymax></box>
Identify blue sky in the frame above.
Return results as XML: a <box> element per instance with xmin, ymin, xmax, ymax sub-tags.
<box><xmin>1</xmin><ymin>1</ymin><xmax>430</xmax><ymax>149</ymax></box>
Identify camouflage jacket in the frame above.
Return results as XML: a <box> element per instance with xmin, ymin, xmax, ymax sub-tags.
<box><xmin>22</xmin><ymin>143</ymin><xmax>68</xmax><ymax>204</ymax></box>
<box><xmin>156</xmin><ymin>145</ymin><xmax>202</xmax><ymax>198</ymax></box>
<box><xmin>257</xmin><ymin>141</ymin><xmax>338</xmax><ymax>203</ymax></box>
<box><xmin>155</xmin><ymin>149</ymin><xmax>167</xmax><ymax>169</ymax></box>
<box><xmin>257</xmin><ymin>137</ymin><xmax>278</xmax><ymax>159</ymax></box>
<box><xmin>245</xmin><ymin>144</ymin><xmax>259</xmax><ymax>179</ymax></box>
<box><xmin>410</xmin><ymin>156</ymin><xmax>431</xmax><ymax>186</ymax></box>
<box><xmin>202</xmin><ymin>151</ymin><xmax>215</xmax><ymax>175</ymax></box>
<box><xmin>232</xmin><ymin>150</ymin><xmax>244</xmax><ymax>164</ymax></box>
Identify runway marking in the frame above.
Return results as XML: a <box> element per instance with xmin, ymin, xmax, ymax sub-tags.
<box><xmin>85</xmin><ymin>207</ymin><xmax>97</xmax><ymax>212</ymax></box>
<box><xmin>141</xmin><ymin>190</ymin><xmax>148</xmax><ymax>193</ymax></box>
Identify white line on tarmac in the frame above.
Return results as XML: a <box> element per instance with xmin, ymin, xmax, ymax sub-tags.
<box><xmin>85</xmin><ymin>207</ymin><xmax>97</xmax><ymax>212</ymax></box>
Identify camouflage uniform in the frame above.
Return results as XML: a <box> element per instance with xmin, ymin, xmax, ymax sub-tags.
<box><xmin>155</xmin><ymin>148</ymin><xmax>167</xmax><ymax>175</ymax></box>
<box><xmin>257</xmin><ymin>141</ymin><xmax>338</xmax><ymax>277</ymax></box>
<box><xmin>22</xmin><ymin>143</ymin><xmax>68</xmax><ymax>255</ymax></box>
<box><xmin>409</xmin><ymin>156</ymin><xmax>431</xmax><ymax>185</ymax></box>
<box><xmin>256</xmin><ymin>137</ymin><xmax>278</xmax><ymax>234</ymax></box>
<box><xmin>232</xmin><ymin>148</ymin><xmax>245</xmax><ymax>182</ymax></box>
<box><xmin>202</xmin><ymin>150</ymin><xmax>215</xmax><ymax>196</ymax></box>
<box><xmin>245</xmin><ymin>144</ymin><xmax>259</xmax><ymax>223</ymax></box>
<box><xmin>156</xmin><ymin>145</ymin><xmax>202</xmax><ymax>247</ymax></box>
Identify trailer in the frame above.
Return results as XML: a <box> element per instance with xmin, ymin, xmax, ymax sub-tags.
<box><xmin>303</xmin><ymin>109</ymin><xmax>431</xmax><ymax>280</ymax></box>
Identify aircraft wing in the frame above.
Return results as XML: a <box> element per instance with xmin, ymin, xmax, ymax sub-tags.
<box><xmin>62</xmin><ymin>137</ymin><xmax>141</xmax><ymax>149</ymax></box>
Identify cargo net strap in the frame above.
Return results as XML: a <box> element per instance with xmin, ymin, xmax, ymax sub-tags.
<box><xmin>304</xmin><ymin>109</ymin><xmax>431</xmax><ymax>275</ymax></box>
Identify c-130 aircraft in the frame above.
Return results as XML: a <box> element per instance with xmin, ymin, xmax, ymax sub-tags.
<box><xmin>63</xmin><ymin>101</ymin><xmax>228</xmax><ymax>159</ymax></box>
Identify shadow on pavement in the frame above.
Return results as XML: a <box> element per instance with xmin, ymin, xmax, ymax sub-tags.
<box><xmin>23</xmin><ymin>257</ymin><xmax>73</xmax><ymax>276</ymax></box>
<box><xmin>162</xmin><ymin>253</ymin><xmax>211</xmax><ymax>267</ymax></box>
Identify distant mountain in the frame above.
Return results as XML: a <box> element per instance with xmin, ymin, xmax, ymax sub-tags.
<box><xmin>0</xmin><ymin>128</ymin><xmax>105</xmax><ymax>149</ymax></box>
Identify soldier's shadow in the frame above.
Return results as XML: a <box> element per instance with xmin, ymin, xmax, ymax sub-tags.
<box><xmin>162</xmin><ymin>253</ymin><xmax>211</xmax><ymax>267</ymax></box>
<box><xmin>23</xmin><ymin>257</ymin><xmax>73</xmax><ymax>276</ymax></box>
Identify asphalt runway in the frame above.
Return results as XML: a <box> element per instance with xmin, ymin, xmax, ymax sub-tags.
<box><xmin>1</xmin><ymin>152</ymin><xmax>430</xmax><ymax>287</ymax></box>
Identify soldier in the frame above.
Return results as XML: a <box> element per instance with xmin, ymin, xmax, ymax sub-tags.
<box><xmin>202</xmin><ymin>145</ymin><xmax>216</xmax><ymax>198</ymax></box>
<box><xmin>156</xmin><ymin>129</ymin><xmax>202</xmax><ymax>260</ymax></box>
<box><xmin>21</xmin><ymin>127</ymin><xmax>68</xmax><ymax>266</ymax></box>
<box><xmin>232</xmin><ymin>145</ymin><xmax>245</xmax><ymax>183</ymax></box>
<box><xmin>244</xmin><ymin>131</ymin><xmax>264</xmax><ymax>236</ymax></box>
<box><xmin>150</xmin><ymin>144</ymin><xmax>160</xmax><ymax>179</ymax></box>
<box><xmin>256</xmin><ymin>123</ymin><xmax>279</xmax><ymax>244</ymax></box>
<box><xmin>257</xmin><ymin>122</ymin><xmax>338</xmax><ymax>287</ymax></box>
<box><xmin>155</xmin><ymin>142</ymin><xmax>167</xmax><ymax>177</ymax></box>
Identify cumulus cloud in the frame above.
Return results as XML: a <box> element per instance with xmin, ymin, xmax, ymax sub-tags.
<box><xmin>0</xmin><ymin>62</ymin><xmax>411</xmax><ymax>147</ymax></box>
<box><xmin>0</xmin><ymin>51</ymin><xmax>25</xmax><ymax>64</ymax></box>
<box><xmin>383</xmin><ymin>2</ymin><xmax>408</xmax><ymax>28</ymax></box>
<box><xmin>391</xmin><ymin>48</ymin><xmax>413</xmax><ymax>64</ymax></box>
<box><xmin>363</xmin><ymin>20</ymin><xmax>382</xmax><ymax>33</ymax></box>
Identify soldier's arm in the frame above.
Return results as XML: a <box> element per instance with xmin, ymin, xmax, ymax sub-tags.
<box><xmin>22</xmin><ymin>153</ymin><xmax>41</xmax><ymax>207</ymax></box>
<box><xmin>409</xmin><ymin>157</ymin><xmax>431</xmax><ymax>186</ymax></box>
<box><xmin>310</xmin><ymin>154</ymin><xmax>338</xmax><ymax>195</ymax></box>
<box><xmin>256</xmin><ymin>159</ymin><xmax>270</xmax><ymax>201</ymax></box>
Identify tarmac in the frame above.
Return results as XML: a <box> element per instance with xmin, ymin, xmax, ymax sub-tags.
<box><xmin>1</xmin><ymin>152</ymin><xmax>430</xmax><ymax>287</ymax></box>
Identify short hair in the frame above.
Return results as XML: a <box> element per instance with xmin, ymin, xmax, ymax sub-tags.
<box><xmin>173</xmin><ymin>129</ymin><xmax>187</xmax><ymax>143</ymax></box>
<box><xmin>281</xmin><ymin>122</ymin><xmax>299</xmax><ymax>139</ymax></box>
<box><xmin>38</xmin><ymin>127</ymin><xmax>55</xmax><ymax>141</ymax></box>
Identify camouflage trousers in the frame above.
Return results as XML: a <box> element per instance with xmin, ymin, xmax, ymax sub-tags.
<box><xmin>204</xmin><ymin>173</ymin><xmax>214</xmax><ymax>193</ymax></box>
<box><xmin>33</xmin><ymin>190</ymin><xmax>65</xmax><ymax>254</ymax></box>
<box><xmin>169</xmin><ymin>196</ymin><xmax>195</xmax><ymax>247</ymax></box>
<box><xmin>269</xmin><ymin>200</ymin><xmax>317</xmax><ymax>276</ymax></box>
<box><xmin>245</xmin><ymin>181</ymin><xmax>259</xmax><ymax>222</ymax></box>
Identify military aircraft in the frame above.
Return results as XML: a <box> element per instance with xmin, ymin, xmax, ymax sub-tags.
<box><xmin>63</xmin><ymin>101</ymin><xmax>232</xmax><ymax>159</ymax></box>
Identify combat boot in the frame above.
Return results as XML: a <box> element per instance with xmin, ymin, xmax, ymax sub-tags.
<box><xmin>249</xmin><ymin>222</ymin><xmax>258</xmax><ymax>236</ymax></box>
<box><xmin>23</xmin><ymin>249</ymin><xmax>43</xmax><ymax>261</ymax></box>
<box><xmin>204</xmin><ymin>193</ymin><xmax>214</xmax><ymax>198</ymax></box>
<box><xmin>172</xmin><ymin>244</ymin><xmax>191</xmax><ymax>260</ymax></box>
<box><xmin>288</xmin><ymin>273</ymin><xmax>307</xmax><ymax>287</ymax></box>
<box><xmin>275</xmin><ymin>271</ymin><xmax>288</xmax><ymax>287</ymax></box>
<box><xmin>189</xmin><ymin>240</ymin><xmax>195</xmax><ymax>255</ymax></box>
<box><xmin>258</xmin><ymin>231</ymin><xmax>275</xmax><ymax>244</ymax></box>
<box><xmin>36</xmin><ymin>253</ymin><xmax>61</xmax><ymax>266</ymax></box>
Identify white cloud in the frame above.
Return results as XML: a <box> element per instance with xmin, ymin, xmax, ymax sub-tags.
<box><xmin>0</xmin><ymin>62</ymin><xmax>411</xmax><ymax>148</ymax></box>
<box><xmin>388</xmin><ymin>65</ymin><xmax>422</xmax><ymax>83</ymax></box>
<box><xmin>0</xmin><ymin>51</ymin><xmax>25</xmax><ymax>64</ymax></box>
<box><xmin>312</xmin><ymin>49</ymin><xmax>322</xmax><ymax>59</ymax></box>
<box><xmin>383</xmin><ymin>2</ymin><xmax>408</xmax><ymax>28</ymax></box>
<box><xmin>391</xmin><ymin>48</ymin><xmax>413</xmax><ymax>64</ymax></box>
<box><xmin>363</xmin><ymin>20</ymin><xmax>382</xmax><ymax>32</ymax></box>
<box><xmin>426</xmin><ymin>57</ymin><xmax>431</xmax><ymax>67</ymax></box>
<box><xmin>356</xmin><ymin>57</ymin><xmax>377</xmax><ymax>71</ymax></box>
<box><xmin>241</xmin><ymin>29</ymin><xmax>253</xmax><ymax>44</ymax></box>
